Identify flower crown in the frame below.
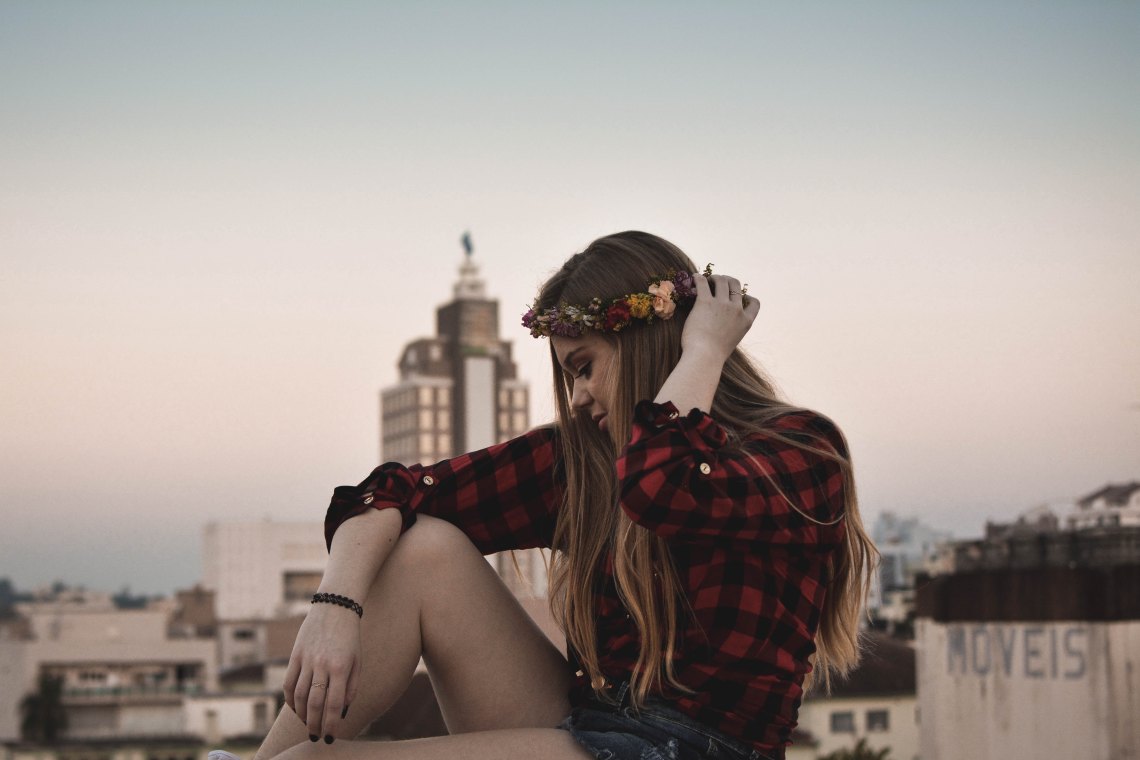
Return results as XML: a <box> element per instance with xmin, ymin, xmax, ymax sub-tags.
<box><xmin>522</xmin><ymin>264</ymin><xmax>715</xmax><ymax>338</ymax></box>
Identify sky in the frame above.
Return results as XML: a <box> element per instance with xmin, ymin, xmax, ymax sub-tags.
<box><xmin>1</xmin><ymin>1</ymin><xmax>1137</xmax><ymax>595</ymax></box>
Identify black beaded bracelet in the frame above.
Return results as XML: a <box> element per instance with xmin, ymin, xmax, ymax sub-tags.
<box><xmin>311</xmin><ymin>592</ymin><xmax>364</xmax><ymax>618</ymax></box>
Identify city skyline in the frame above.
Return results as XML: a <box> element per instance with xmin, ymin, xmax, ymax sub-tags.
<box><xmin>2</xmin><ymin>2</ymin><xmax>1138</xmax><ymax>594</ymax></box>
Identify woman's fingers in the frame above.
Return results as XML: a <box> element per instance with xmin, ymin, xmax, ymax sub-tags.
<box><xmin>744</xmin><ymin>293</ymin><xmax>761</xmax><ymax>320</ymax></box>
<box><xmin>722</xmin><ymin>276</ymin><xmax>743</xmax><ymax>302</ymax></box>
<box><xmin>282</xmin><ymin>656</ymin><xmax>301</xmax><ymax>715</ymax></box>
<box><xmin>305</xmin><ymin>673</ymin><xmax>330</xmax><ymax>740</ymax></box>
<box><xmin>293</xmin><ymin>668</ymin><xmax>313</xmax><ymax>726</ymax></box>
<box><xmin>703</xmin><ymin>274</ymin><xmax>744</xmax><ymax>302</ymax></box>
<box><xmin>344</xmin><ymin>660</ymin><xmax>360</xmax><ymax>718</ymax></box>
<box><xmin>321</xmin><ymin>665</ymin><xmax>350</xmax><ymax>742</ymax></box>
<box><xmin>694</xmin><ymin>269</ymin><xmax>713</xmax><ymax>299</ymax></box>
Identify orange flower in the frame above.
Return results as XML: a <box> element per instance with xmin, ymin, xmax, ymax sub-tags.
<box><xmin>627</xmin><ymin>293</ymin><xmax>653</xmax><ymax>319</ymax></box>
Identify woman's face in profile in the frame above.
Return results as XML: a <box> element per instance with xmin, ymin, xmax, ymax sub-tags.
<box><xmin>552</xmin><ymin>332</ymin><xmax>617</xmax><ymax>433</ymax></box>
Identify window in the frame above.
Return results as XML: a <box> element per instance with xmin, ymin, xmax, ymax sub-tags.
<box><xmin>419</xmin><ymin>387</ymin><xmax>432</xmax><ymax>405</ymax></box>
<box><xmin>830</xmin><ymin>711</ymin><xmax>855</xmax><ymax>733</ymax></box>
<box><xmin>867</xmin><ymin>709</ymin><xmax>889</xmax><ymax>732</ymax></box>
<box><xmin>283</xmin><ymin>571</ymin><xmax>322</xmax><ymax>601</ymax></box>
<box><xmin>420</xmin><ymin>409</ymin><xmax>433</xmax><ymax>429</ymax></box>
<box><xmin>232</xmin><ymin>628</ymin><xmax>256</xmax><ymax>641</ymax></box>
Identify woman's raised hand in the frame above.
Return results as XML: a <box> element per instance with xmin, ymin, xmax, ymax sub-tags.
<box><xmin>282</xmin><ymin>602</ymin><xmax>362</xmax><ymax>743</ymax></box>
<box><xmin>683</xmin><ymin>273</ymin><xmax>761</xmax><ymax>363</ymax></box>
<box><xmin>653</xmin><ymin>272</ymin><xmax>760</xmax><ymax>415</ymax></box>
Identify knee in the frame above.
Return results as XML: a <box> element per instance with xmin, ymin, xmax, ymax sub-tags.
<box><xmin>385</xmin><ymin>513</ymin><xmax>480</xmax><ymax>573</ymax></box>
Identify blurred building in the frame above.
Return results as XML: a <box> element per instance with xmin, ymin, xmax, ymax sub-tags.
<box><xmin>915</xmin><ymin>497</ymin><xmax>1140</xmax><ymax>759</ymax></box>
<box><xmin>379</xmin><ymin>240</ymin><xmax>545</xmax><ymax>599</ymax></box>
<box><xmin>1068</xmin><ymin>480</ymin><xmax>1140</xmax><ymax>530</ymax></box>
<box><xmin>0</xmin><ymin>587</ymin><xmax>278</xmax><ymax>756</ymax></box>
<box><xmin>201</xmin><ymin>521</ymin><xmax>327</xmax><ymax>621</ymax></box>
<box><xmin>380</xmin><ymin>243</ymin><xmax>530</xmax><ymax>464</ymax></box>
<box><xmin>791</xmin><ymin>633</ymin><xmax>918</xmax><ymax>760</ymax></box>
<box><xmin>869</xmin><ymin>512</ymin><xmax>952</xmax><ymax>636</ymax></box>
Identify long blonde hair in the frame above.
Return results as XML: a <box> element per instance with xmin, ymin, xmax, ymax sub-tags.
<box><xmin>537</xmin><ymin>231</ymin><xmax>877</xmax><ymax>706</ymax></box>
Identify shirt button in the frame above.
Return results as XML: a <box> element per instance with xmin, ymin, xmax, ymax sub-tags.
<box><xmin>668</xmin><ymin>411</ymin><xmax>679</xmax><ymax>420</ymax></box>
<box><xmin>699</xmin><ymin>462</ymin><xmax>711</xmax><ymax>475</ymax></box>
<box><xmin>422</xmin><ymin>475</ymin><xmax>434</xmax><ymax>486</ymax></box>
<box><xmin>363</xmin><ymin>494</ymin><xmax>374</xmax><ymax>504</ymax></box>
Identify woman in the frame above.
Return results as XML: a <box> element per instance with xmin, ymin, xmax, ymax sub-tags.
<box><xmin>243</xmin><ymin>231</ymin><xmax>876</xmax><ymax>760</ymax></box>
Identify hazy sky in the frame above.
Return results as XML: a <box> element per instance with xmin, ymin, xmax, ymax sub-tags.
<box><xmin>2</xmin><ymin>1</ymin><xmax>1138</xmax><ymax>595</ymax></box>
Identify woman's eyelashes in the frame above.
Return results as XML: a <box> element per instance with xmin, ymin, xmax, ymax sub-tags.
<box><xmin>575</xmin><ymin>362</ymin><xmax>592</xmax><ymax>380</ymax></box>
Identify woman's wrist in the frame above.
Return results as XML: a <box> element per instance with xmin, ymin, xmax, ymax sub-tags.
<box><xmin>319</xmin><ymin>507</ymin><xmax>403</xmax><ymax>602</ymax></box>
<box><xmin>311</xmin><ymin>592</ymin><xmax>364</xmax><ymax>618</ymax></box>
<box><xmin>654</xmin><ymin>347</ymin><xmax>728</xmax><ymax>414</ymax></box>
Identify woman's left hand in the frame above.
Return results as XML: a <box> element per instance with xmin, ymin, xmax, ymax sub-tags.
<box><xmin>654</xmin><ymin>272</ymin><xmax>760</xmax><ymax>415</ymax></box>
<box><xmin>680</xmin><ymin>273</ymin><xmax>761</xmax><ymax>363</ymax></box>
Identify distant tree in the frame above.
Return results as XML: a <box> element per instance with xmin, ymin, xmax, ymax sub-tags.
<box><xmin>20</xmin><ymin>673</ymin><xmax>68</xmax><ymax>744</ymax></box>
<box><xmin>820</xmin><ymin>738</ymin><xmax>892</xmax><ymax>760</ymax></box>
<box><xmin>0</xmin><ymin>577</ymin><xmax>15</xmax><ymax>619</ymax></box>
<box><xmin>112</xmin><ymin>585</ymin><xmax>151</xmax><ymax>609</ymax></box>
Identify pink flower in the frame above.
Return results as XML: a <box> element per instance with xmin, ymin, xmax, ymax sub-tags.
<box><xmin>648</xmin><ymin>280</ymin><xmax>676</xmax><ymax>319</ymax></box>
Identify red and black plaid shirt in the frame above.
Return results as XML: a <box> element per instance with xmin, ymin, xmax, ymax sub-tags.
<box><xmin>325</xmin><ymin>399</ymin><xmax>848</xmax><ymax>755</ymax></box>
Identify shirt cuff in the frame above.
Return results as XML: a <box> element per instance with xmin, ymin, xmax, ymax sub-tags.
<box><xmin>323</xmin><ymin>466</ymin><xmax>419</xmax><ymax>552</ymax></box>
<box><xmin>631</xmin><ymin>399</ymin><xmax>728</xmax><ymax>448</ymax></box>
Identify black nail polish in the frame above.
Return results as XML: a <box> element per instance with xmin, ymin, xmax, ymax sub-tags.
<box><xmin>341</xmin><ymin>706</ymin><xmax>348</xmax><ymax>719</ymax></box>
<box><xmin>309</xmin><ymin>734</ymin><xmax>318</xmax><ymax>742</ymax></box>
<box><xmin>324</xmin><ymin>735</ymin><xmax>334</xmax><ymax>744</ymax></box>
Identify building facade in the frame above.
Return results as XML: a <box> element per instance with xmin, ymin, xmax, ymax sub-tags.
<box><xmin>379</xmin><ymin>246</ymin><xmax>544</xmax><ymax>598</ymax></box>
<box><xmin>201</xmin><ymin>521</ymin><xmax>327</xmax><ymax>621</ymax></box>
<box><xmin>869</xmin><ymin>512</ymin><xmax>953</xmax><ymax>635</ymax></box>
<box><xmin>1069</xmin><ymin>481</ymin><xmax>1140</xmax><ymax>530</ymax></box>
<box><xmin>0</xmin><ymin>597</ymin><xmax>221</xmax><ymax>743</ymax></box>
<box><xmin>791</xmin><ymin>634</ymin><xmax>919</xmax><ymax>760</ymax></box>
<box><xmin>915</xmin><ymin>526</ymin><xmax>1140</xmax><ymax>759</ymax></box>
<box><xmin>380</xmin><ymin>251</ymin><xmax>530</xmax><ymax>465</ymax></box>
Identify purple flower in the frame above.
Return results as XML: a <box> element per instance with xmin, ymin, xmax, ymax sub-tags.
<box><xmin>673</xmin><ymin>271</ymin><xmax>696</xmax><ymax>299</ymax></box>
<box><xmin>550</xmin><ymin>319</ymin><xmax>582</xmax><ymax>338</ymax></box>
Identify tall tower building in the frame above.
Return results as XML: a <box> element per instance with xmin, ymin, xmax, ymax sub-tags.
<box><xmin>379</xmin><ymin>239</ymin><xmax>543</xmax><ymax>596</ymax></box>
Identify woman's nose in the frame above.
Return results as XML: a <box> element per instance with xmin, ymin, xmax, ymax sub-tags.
<box><xmin>570</xmin><ymin>380</ymin><xmax>591</xmax><ymax>409</ymax></box>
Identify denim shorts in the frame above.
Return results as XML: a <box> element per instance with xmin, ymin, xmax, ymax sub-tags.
<box><xmin>556</xmin><ymin>682</ymin><xmax>777</xmax><ymax>760</ymax></box>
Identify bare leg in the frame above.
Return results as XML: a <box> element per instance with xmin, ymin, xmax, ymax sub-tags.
<box><xmin>275</xmin><ymin>728</ymin><xmax>591</xmax><ymax>760</ymax></box>
<box><xmin>255</xmin><ymin>515</ymin><xmax>576</xmax><ymax>759</ymax></box>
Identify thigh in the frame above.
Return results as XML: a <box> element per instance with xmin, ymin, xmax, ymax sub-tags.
<box><xmin>274</xmin><ymin>728</ymin><xmax>592</xmax><ymax>760</ymax></box>
<box><xmin>372</xmin><ymin>514</ymin><xmax>575</xmax><ymax>734</ymax></box>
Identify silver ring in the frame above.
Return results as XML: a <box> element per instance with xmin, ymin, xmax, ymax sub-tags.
<box><xmin>312</xmin><ymin>682</ymin><xmax>327</xmax><ymax>689</ymax></box>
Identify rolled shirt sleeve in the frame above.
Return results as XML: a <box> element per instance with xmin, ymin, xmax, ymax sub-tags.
<box><xmin>617</xmin><ymin>400</ymin><xmax>848</xmax><ymax>549</ymax></box>
<box><xmin>325</xmin><ymin>426</ymin><xmax>563</xmax><ymax>555</ymax></box>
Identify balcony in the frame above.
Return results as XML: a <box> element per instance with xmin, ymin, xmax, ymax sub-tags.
<box><xmin>61</xmin><ymin>683</ymin><xmax>204</xmax><ymax>705</ymax></box>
